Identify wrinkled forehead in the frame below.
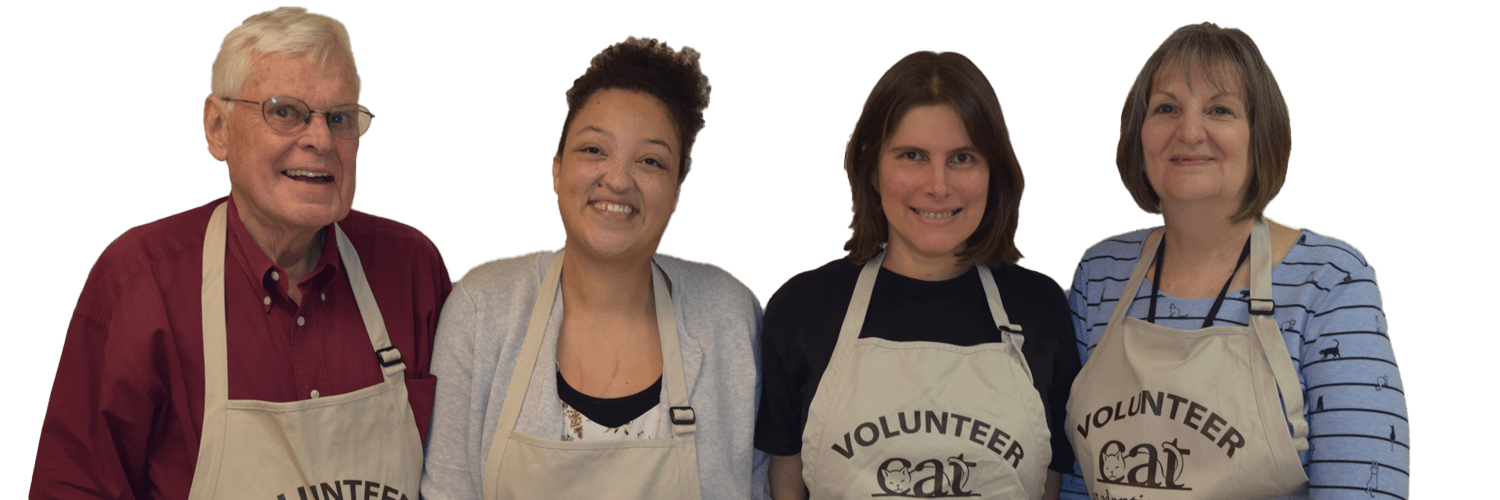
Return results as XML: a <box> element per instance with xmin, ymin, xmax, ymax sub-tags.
<box><xmin>1152</xmin><ymin>55</ymin><xmax>1245</xmax><ymax>98</ymax></box>
<box><xmin>244</xmin><ymin>50</ymin><xmax>358</xmax><ymax>97</ymax></box>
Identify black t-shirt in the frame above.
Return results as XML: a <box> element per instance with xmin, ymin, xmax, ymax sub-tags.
<box><xmin>753</xmin><ymin>258</ymin><xmax>1081</xmax><ymax>473</ymax></box>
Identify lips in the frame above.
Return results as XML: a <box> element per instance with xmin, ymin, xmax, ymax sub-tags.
<box><xmin>912</xmin><ymin>207</ymin><xmax>961</xmax><ymax>219</ymax></box>
<box><xmin>591</xmin><ymin>200</ymin><xmax>636</xmax><ymax>215</ymax></box>
<box><xmin>283</xmin><ymin>169</ymin><xmax>333</xmax><ymax>184</ymax></box>
<box><xmin>1170</xmin><ymin>154</ymin><xmax>1213</xmax><ymax>164</ymax></box>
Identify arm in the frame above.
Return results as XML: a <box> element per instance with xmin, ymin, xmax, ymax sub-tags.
<box><xmin>1299</xmin><ymin>261</ymin><xmax>1408</xmax><ymax>499</ymax></box>
<box><xmin>768</xmin><ymin>454</ymin><xmax>807</xmax><ymax>500</ymax></box>
<box><xmin>1042</xmin><ymin>470</ymin><xmax>1062</xmax><ymax>500</ymax></box>
<box><xmin>419</xmin><ymin>281</ymin><xmax>483</xmax><ymax>500</ymax></box>
<box><xmin>1056</xmin><ymin>262</ymin><xmax>1093</xmax><ymax>500</ymax></box>
<box><xmin>32</xmin><ymin>281</ymin><xmax>169</xmax><ymax>499</ymax></box>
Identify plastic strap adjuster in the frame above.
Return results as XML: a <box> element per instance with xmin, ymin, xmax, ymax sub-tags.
<box><xmin>1249</xmin><ymin>298</ymin><xmax>1276</xmax><ymax>316</ymax></box>
<box><xmin>375</xmin><ymin>346</ymin><xmax>403</xmax><ymax>367</ymax></box>
<box><xmin>670</xmin><ymin>406</ymin><xmax>696</xmax><ymax>425</ymax></box>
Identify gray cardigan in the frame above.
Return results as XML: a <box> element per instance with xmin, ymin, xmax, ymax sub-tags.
<box><xmin>420</xmin><ymin>251</ymin><xmax>768</xmax><ymax>499</ymax></box>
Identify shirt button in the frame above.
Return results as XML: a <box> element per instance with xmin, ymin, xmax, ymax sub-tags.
<box><xmin>297</xmin><ymin>316</ymin><xmax>306</xmax><ymax>326</ymax></box>
<box><xmin>271</xmin><ymin>271</ymin><xmax>280</xmax><ymax>281</ymax></box>
<box><xmin>262</xmin><ymin>296</ymin><xmax>271</xmax><ymax>306</ymax></box>
<box><xmin>320</xmin><ymin>293</ymin><xmax>326</xmax><ymax>301</ymax></box>
<box><xmin>310</xmin><ymin>389</ymin><xmax>320</xmax><ymax>399</ymax></box>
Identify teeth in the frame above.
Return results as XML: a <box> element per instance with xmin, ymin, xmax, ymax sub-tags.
<box><xmin>284</xmin><ymin>170</ymin><xmax>331</xmax><ymax>178</ymax></box>
<box><xmin>592</xmin><ymin>202</ymin><xmax>635</xmax><ymax>215</ymax></box>
<box><xmin>918</xmin><ymin>209</ymin><xmax>958</xmax><ymax>219</ymax></box>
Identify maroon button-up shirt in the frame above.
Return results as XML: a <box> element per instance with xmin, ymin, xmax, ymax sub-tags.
<box><xmin>32</xmin><ymin>197</ymin><xmax>451</xmax><ymax>499</ymax></box>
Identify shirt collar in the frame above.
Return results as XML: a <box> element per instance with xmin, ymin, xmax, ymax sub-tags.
<box><xmin>224</xmin><ymin>196</ymin><xmax>343</xmax><ymax>309</ymax></box>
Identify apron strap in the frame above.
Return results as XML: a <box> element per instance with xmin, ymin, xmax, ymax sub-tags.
<box><xmin>189</xmin><ymin>202</ymin><xmax>232</xmax><ymax>497</ymax></box>
<box><xmin>1247</xmin><ymin>219</ymin><xmax>1309</xmax><ymax>450</ymax></box>
<box><xmin>484</xmin><ymin>251</ymin><xmax>694</xmax><ymax>496</ymax></box>
<box><xmin>652</xmin><ymin>261</ymin><xmax>696</xmax><ymax>438</ymax></box>
<box><xmin>334</xmin><ymin>225</ymin><xmax>404</xmax><ymax>380</ymax></box>
<box><xmin>485</xmin><ymin>250</ymin><xmax>565</xmax><ymax>496</ymax></box>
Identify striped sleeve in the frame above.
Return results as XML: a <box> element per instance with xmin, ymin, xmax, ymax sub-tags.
<box><xmin>1297</xmin><ymin>243</ymin><xmax>1408</xmax><ymax>499</ymax></box>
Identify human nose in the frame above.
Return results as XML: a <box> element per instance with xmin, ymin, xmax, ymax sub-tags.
<box><xmin>598</xmin><ymin>153</ymin><xmax>634</xmax><ymax>192</ymax></box>
<box><xmin>922</xmin><ymin>160</ymin><xmax>950</xmax><ymax>198</ymax></box>
<box><xmin>1173</xmin><ymin>112</ymin><xmax>1207</xmax><ymax>146</ymax></box>
<box><xmin>297</xmin><ymin>113</ymin><xmax>336</xmax><ymax>154</ymax></box>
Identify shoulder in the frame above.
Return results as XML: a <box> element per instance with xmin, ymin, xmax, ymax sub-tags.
<box><xmin>77</xmin><ymin>200</ymin><xmax>219</xmax><ymax>318</ymax></box>
<box><xmin>338</xmin><ymin>210</ymin><xmax>443</xmax><ymax>261</ymax></box>
<box><xmin>1283</xmin><ymin>228</ymin><xmax>1373</xmax><ymax>271</ymax></box>
<box><xmin>989</xmin><ymin>262</ymin><xmax>1065</xmax><ymax>298</ymax></box>
<box><xmin>451</xmin><ymin>251</ymin><xmax>555</xmax><ymax>302</ymax></box>
<box><xmin>765</xmin><ymin>258</ymin><xmax>861</xmax><ymax>312</ymax></box>
<box><xmin>98</xmin><ymin>199</ymin><xmax>219</xmax><ymax>271</ymax></box>
<box><xmin>653</xmin><ymin>253</ymin><xmax>759</xmax><ymax>311</ymax></box>
<box><xmin>1077</xmin><ymin>227</ymin><xmax>1155</xmax><ymax>265</ymax></box>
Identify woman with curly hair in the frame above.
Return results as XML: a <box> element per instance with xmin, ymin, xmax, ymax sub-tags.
<box><xmin>421</xmin><ymin>37</ymin><xmax>764</xmax><ymax>499</ymax></box>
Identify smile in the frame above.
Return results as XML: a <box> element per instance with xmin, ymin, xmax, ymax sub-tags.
<box><xmin>592</xmin><ymin>201</ymin><xmax>635</xmax><ymax>215</ymax></box>
<box><xmin>283</xmin><ymin>170</ymin><xmax>333</xmax><ymax>183</ymax></box>
<box><xmin>913</xmin><ymin>208</ymin><xmax>960</xmax><ymax>219</ymax></box>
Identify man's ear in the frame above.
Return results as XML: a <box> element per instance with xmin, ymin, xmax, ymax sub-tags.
<box><xmin>553</xmin><ymin>155</ymin><xmax>562</xmax><ymax>195</ymax></box>
<box><xmin>205</xmin><ymin>95</ymin><xmax>229</xmax><ymax>161</ymax></box>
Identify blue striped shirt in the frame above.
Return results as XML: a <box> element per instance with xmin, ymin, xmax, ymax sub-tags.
<box><xmin>1059</xmin><ymin>227</ymin><xmax>1409</xmax><ymax>500</ymax></box>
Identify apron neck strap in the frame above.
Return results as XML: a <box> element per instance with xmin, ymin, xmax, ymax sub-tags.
<box><xmin>838</xmin><ymin>251</ymin><xmax>1019</xmax><ymax>350</ymax></box>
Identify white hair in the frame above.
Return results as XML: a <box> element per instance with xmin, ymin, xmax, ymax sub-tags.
<box><xmin>211</xmin><ymin>6</ymin><xmax>359</xmax><ymax>99</ymax></box>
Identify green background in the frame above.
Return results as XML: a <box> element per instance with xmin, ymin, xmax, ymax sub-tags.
<box><xmin>0</xmin><ymin>0</ymin><xmax>1476</xmax><ymax>495</ymax></box>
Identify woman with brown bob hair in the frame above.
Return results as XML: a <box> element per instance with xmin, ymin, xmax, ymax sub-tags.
<box><xmin>1061</xmin><ymin>23</ymin><xmax>1407</xmax><ymax>499</ymax></box>
<box><xmin>755</xmin><ymin>51</ymin><xmax>1080</xmax><ymax>500</ymax></box>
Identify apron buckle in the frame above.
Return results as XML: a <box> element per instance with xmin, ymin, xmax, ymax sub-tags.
<box><xmin>375</xmin><ymin>346</ymin><xmax>403</xmax><ymax>367</ymax></box>
<box><xmin>1249</xmin><ymin>298</ymin><xmax>1276</xmax><ymax>315</ymax></box>
<box><xmin>670</xmin><ymin>406</ymin><xmax>696</xmax><ymax>425</ymax></box>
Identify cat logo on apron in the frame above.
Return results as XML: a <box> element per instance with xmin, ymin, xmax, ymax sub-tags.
<box><xmin>188</xmin><ymin>202</ymin><xmax>424</xmax><ymax>500</ymax></box>
<box><xmin>800</xmin><ymin>252</ymin><xmax>1051</xmax><ymax>499</ymax></box>
<box><xmin>1066</xmin><ymin>219</ymin><xmax>1309</xmax><ymax>500</ymax></box>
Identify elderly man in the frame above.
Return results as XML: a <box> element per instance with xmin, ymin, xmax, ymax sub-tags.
<box><xmin>31</xmin><ymin>8</ymin><xmax>449</xmax><ymax>499</ymax></box>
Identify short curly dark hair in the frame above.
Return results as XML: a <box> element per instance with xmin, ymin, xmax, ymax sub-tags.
<box><xmin>555</xmin><ymin>37</ymin><xmax>710</xmax><ymax>182</ymax></box>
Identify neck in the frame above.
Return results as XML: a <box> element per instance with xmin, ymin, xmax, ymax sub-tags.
<box><xmin>1160</xmin><ymin>202</ymin><xmax>1254</xmax><ymax>269</ymax></box>
<box><xmin>560</xmin><ymin>244</ymin><xmax>656</xmax><ymax>318</ymax></box>
<box><xmin>234</xmin><ymin>202</ymin><xmax>325</xmax><ymax>284</ymax></box>
<box><xmin>881</xmin><ymin>245</ymin><xmax>968</xmax><ymax>282</ymax></box>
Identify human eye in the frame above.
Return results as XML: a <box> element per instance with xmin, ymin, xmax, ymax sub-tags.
<box><xmin>1152</xmin><ymin>103</ymin><xmax>1176</xmax><ymax>114</ymax></box>
<box><xmin>269</xmin><ymin>103</ymin><xmax>303</xmax><ymax>120</ymax></box>
<box><xmin>326</xmin><ymin>110</ymin><xmax>351</xmax><ymax>126</ymax></box>
<box><xmin>898</xmin><ymin>151</ymin><xmax>924</xmax><ymax>161</ymax></box>
<box><xmin>578</xmin><ymin>146</ymin><xmax>603</xmax><ymax>155</ymax></box>
<box><xmin>643</xmin><ymin>157</ymin><xmax>666</xmax><ymax>169</ymax></box>
<box><xmin>1209</xmin><ymin>105</ymin><xmax>1236</xmax><ymax>117</ymax></box>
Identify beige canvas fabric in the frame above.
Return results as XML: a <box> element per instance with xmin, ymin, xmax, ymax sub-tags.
<box><xmin>188</xmin><ymin>202</ymin><xmax>424</xmax><ymax>500</ymax></box>
<box><xmin>481</xmin><ymin>250</ymin><xmax>704</xmax><ymax>500</ymax></box>
<box><xmin>800</xmin><ymin>252</ymin><xmax>1051</xmax><ymax>499</ymax></box>
<box><xmin>1066</xmin><ymin>219</ymin><xmax>1309</xmax><ymax>499</ymax></box>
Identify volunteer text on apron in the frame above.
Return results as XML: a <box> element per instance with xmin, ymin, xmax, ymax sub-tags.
<box><xmin>800</xmin><ymin>252</ymin><xmax>1052</xmax><ymax>499</ymax></box>
<box><xmin>1066</xmin><ymin>219</ymin><xmax>1309</xmax><ymax>500</ymax></box>
<box><xmin>481</xmin><ymin>250</ymin><xmax>704</xmax><ymax>499</ymax></box>
<box><xmin>188</xmin><ymin>202</ymin><xmax>424</xmax><ymax>500</ymax></box>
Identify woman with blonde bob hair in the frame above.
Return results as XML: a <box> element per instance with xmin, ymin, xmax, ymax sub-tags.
<box><xmin>757</xmin><ymin>51</ymin><xmax>1080</xmax><ymax>500</ymax></box>
<box><xmin>1061</xmin><ymin>22</ymin><xmax>1408</xmax><ymax>500</ymax></box>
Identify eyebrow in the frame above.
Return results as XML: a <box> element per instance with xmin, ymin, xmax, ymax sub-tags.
<box><xmin>576</xmin><ymin>126</ymin><xmax>674</xmax><ymax>153</ymax></box>
<box><xmin>1152</xmin><ymin>90</ymin><xmax>1244</xmax><ymax>102</ymax></box>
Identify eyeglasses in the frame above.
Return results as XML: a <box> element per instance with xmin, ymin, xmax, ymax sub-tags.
<box><xmin>222</xmin><ymin>96</ymin><xmax>374</xmax><ymax>139</ymax></box>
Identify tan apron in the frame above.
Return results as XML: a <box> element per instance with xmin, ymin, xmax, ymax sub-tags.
<box><xmin>187</xmin><ymin>202</ymin><xmax>424</xmax><ymax>500</ymax></box>
<box><xmin>801</xmin><ymin>252</ymin><xmax>1051</xmax><ymax>499</ymax></box>
<box><xmin>481</xmin><ymin>250</ymin><xmax>704</xmax><ymax>500</ymax></box>
<box><xmin>1066</xmin><ymin>219</ymin><xmax>1309</xmax><ymax>500</ymax></box>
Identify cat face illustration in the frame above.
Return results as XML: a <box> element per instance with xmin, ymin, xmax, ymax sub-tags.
<box><xmin>879</xmin><ymin>463</ymin><xmax>912</xmax><ymax>494</ymax></box>
<box><xmin>1101</xmin><ymin>451</ymin><xmax>1127</xmax><ymax>481</ymax></box>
